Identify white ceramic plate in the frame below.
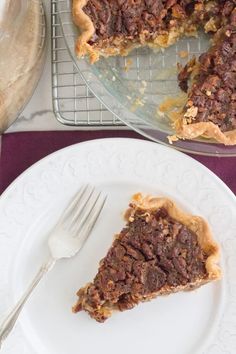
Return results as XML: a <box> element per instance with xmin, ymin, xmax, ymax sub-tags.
<box><xmin>0</xmin><ymin>138</ymin><xmax>236</xmax><ymax>354</ymax></box>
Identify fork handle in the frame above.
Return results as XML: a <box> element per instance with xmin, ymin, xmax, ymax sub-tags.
<box><xmin>0</xmin><ymin>258</ymin><xmax>56</xmax><ymax>348</ymax></box>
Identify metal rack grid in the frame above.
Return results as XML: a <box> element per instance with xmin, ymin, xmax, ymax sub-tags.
<box><xmin>51</xmin><ymin>0</ymin><xmax>125</xmax><ymax>128</ymax></box>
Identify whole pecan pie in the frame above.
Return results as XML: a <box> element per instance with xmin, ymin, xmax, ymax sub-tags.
<box><xmin>72</xmin><ymin>0</ymin><xmax>236</xmax><ymax>144</ymax></box>
<box><xmin>73</xmin><ymin>194</ymin><xmax>221</xmax><ymax>322</ymax></box>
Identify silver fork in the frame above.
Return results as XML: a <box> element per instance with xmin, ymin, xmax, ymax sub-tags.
<box><xmin>0</xmin><ymin>185</ymin><xmax>107</xmax><ymax>348</ymax></box>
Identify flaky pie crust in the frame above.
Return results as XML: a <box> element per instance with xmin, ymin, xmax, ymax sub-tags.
<box><xmin>72</xmin><ymin>0</ymin><xmax>98</xmax><ymax>62</ymax></box>
<box><xmin>176</xmin><ymin>122</ymin><xmax>236</xmax><ymax>146</ymax></box>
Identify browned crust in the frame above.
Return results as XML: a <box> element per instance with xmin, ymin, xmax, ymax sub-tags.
<box><xmin>131</xmin><ymin>194</ymin><xmax>221</xmax><ymax>280</ymax></box>
<box><xmin>176</xmin><ymin>122</ymin><xmax>236</xmax><ymax>146</ymax></box>
<box><xmin>168</xmin><ymin>107</ymin><xmax>236</xmax><ymax>146</ymax></box>
<box><xmin>72</xmin><ymin>0</ymin><xmax>99</xmax><ymax>63</ymax></box>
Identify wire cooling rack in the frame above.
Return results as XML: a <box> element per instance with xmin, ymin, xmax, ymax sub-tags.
<box><xmin>51</xmin><ymin>0</ymin><xmax>125</xmax><ymax>128</ymax></box>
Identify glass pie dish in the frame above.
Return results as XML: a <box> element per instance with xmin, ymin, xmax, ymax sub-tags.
<box><xmin>57</xmin><ymin>0</ymin><xmax>236</xmax><ymax>157</ymax></box>
<box><xmin>0</xmin><ymin>0</ymin><xmax>46</xmax><ymax>132</ymax></box>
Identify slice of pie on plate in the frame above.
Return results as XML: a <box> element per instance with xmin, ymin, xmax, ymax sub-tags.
<box><xmin>73</xmin><ymin>193</ymin><xmax>221</xmax><ymax>322</ymax></box>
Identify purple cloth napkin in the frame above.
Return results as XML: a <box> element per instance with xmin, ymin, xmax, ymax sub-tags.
<box><xmin>0</xmin><ymin>131</ymin><xmax>235</xmax><ymax>194</ymax></box>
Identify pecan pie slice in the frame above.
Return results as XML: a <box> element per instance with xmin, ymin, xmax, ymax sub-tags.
<box><xmin>73</xmin><ymin>194</ymin><xmax>221</xmax><ymax>322</ymax></box>
<box><xmin>175</xmin><ymin>8</ymin><xmax>236</xmax><ymax>145</ymax></box>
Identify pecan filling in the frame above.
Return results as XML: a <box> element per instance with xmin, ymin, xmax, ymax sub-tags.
<box><xmin>83</xmin><ymin>0</ymin><xmax>199</xmax><ymax>44</ymax></box>
<box><xmin>74</xmin><ymin>207</ymin><xmax>208</xmax><ymax>322</ymax></box>
<box><xmin>178</xmin><ymin>10</ymin><xmax>236</xmax><ymax>132</ymax></box>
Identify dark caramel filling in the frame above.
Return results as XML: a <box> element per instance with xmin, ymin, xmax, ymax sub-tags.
<box><xmin>83</xmin><ymin>0</ymin><xmax>234</xmax><ymax>44</ymax></box>
<box><xmin>178</xmin><ymin>13</ymin><xmax>236</xmax><ymax>132</ymax></box>
<box><xmin>76</xmin><ymin>207</ymin><xmax>207</xmax><ymax>322</ymax></box>
<box><xmin>83</xmin><ymin>0</ymin><xmax>200</xmax><ymax>44</ymax></box>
